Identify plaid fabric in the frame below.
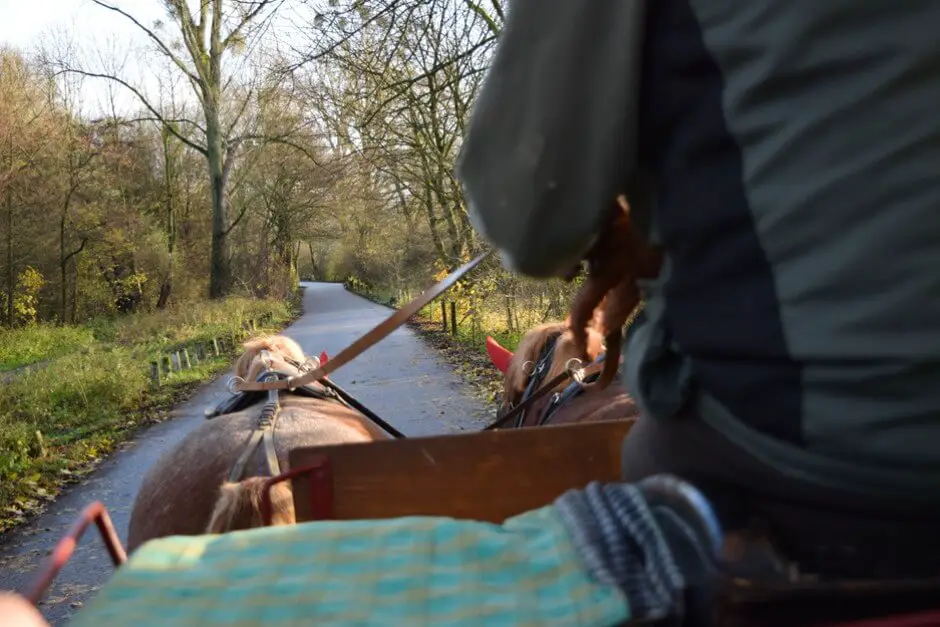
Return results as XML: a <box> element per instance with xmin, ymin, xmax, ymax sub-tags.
<box><xmin>555</xmin><ymin>482</ymin><xmax>684</xmax><ymax>620</ymax></box>
<box><xmin>70</xmin><ymin>505</ymin><xmax>629</xmax><ymax>627</ymax></box>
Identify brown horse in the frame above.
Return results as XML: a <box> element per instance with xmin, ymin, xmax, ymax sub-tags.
<box><xmin>486</xmin><ymin>321</ymin><xmax>639</xmax><ymax>427</ymax></box>
<box><xmin>126</xmin><ymin>335</ymin><xmax>392</xmax><ymax>551</ymax></box>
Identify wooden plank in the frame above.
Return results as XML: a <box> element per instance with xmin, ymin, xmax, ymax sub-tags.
<box><xmin>289</xmin><ymin>418</ymin><xmax>634</xmax><ymax>524</ymax></box>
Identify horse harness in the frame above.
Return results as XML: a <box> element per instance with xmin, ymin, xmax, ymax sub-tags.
<box><xmin>486</xmin><ymin>333</ymin><xmax>606</xmax><ymax>430</ymax></box>
<box><xmin>206</xmin><ymin>352</ymin><xmax>379</xmax><ymax>483</ymax></box>
<box><xmin>511</xmin><ymin>334</ymin><xmax>560</xmax><ymax>428</ymax></box>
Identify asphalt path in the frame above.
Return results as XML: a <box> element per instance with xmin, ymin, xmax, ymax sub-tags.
<box><xmin>0</xmin><ymin>282</ymin><xmax>490</xmax><ymax>624</ymax></box>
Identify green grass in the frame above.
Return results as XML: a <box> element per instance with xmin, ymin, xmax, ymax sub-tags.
<box><xmin>0</xmin><ymin>295</ymin><xmax>298</xmax><ymax>532</ymax></box>
<box><xmin>0</xmin><ymin>324</ymin><xmax>96</xmax><ymax>371</ymax></box>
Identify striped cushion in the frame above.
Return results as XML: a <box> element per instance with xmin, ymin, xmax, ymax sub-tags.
<box><xmin>71</xmin><ymin>506</ymin><xmax>629</xmax><ymax>626</ymax></box>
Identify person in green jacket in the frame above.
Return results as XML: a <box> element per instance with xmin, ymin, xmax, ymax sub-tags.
<box><xmin>459</xmin><ymin>0</ymin><xmax>940</xmax><ymax>579</ymax></box>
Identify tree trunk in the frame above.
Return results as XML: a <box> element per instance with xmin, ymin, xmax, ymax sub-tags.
<box><xmin>307</xmin><ymin>241</ymin><xmax>319</xmax><ymax>281</ymax></box>
<box><xmin>156</xmin><ymin>273</ymin><xmax>173</xmax><ymax>310</ymax></box>
<box><xmin>70</xmin><ymin>255</ymin><xmax>79</xmax><ymax>324</ymax></box>
<box><xmin>5</xmin><ymin>135</ymin><xmax>14</xmax><ymax>328</ymax></box>
<box><xmin>504</xmin><ymin>294</ymin><xmax>515</xmax><ymax>333</ymax></box>
<box><xmin>422</xmin><ymin>185</ymin><xmax>448</xmax><ymax>265</ymax></box>
<box><xmin>59</xmin><ymin>213</ymin><xmax>67</xmax><ymax>324</ymax></box>
<box><xmin>157</xmin><ymin>128</ymin><xmax>176</xmax><ymax>309</ymax></box>
<box><xmin>4</xmin><ymin>179</ymin><xmax>12</xmax><ymax>328</ymax></box>
<box><xmin>206</xmin><ymin>112</ymin><xmax>230</xmax><ymax>299</ymax></box>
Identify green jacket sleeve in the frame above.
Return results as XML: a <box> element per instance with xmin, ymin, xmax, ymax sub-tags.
<box><xmin>456</xmin><ymin>0</ymin><xmax>648</xmax><ymax>278</ymax></box>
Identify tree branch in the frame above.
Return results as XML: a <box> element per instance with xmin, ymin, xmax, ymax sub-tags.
<box><xmin>89</xmin><ymin>0</ymin><xmax>202</xmax><ymax>86</ymax></box>
<box><xmin>463</xmin><ymin>0</ymin><xmax>501</xmax><ymax>36</ymax></box>
<box><xmin>224</xmin><ymin>88</ymin><xmax>253</xmax><ymax>138</ymax></box>
<box><xmin>223</xmin><ymin>0</ymin><xmax>280</xmax><ymax>49</ymax></box>
<box><xmin>223</xmin><ymin>202</ymin><xmax>251</xmax><ymax>236</ymax></box>
<box><xmin>63</xmin><ymin>237</ymin><xmax>88</xmax><ymax>264</ymax></box>
<box><xmin>167</xmin><ymin>0</ymin><xmax>213</xmax><ymax>91</ymax></box>
<box><xmin>53</xmin><ymin>68</ymin><xmax>208</xmax><ymax>155</ymax></box>
<box><xmin>96</xmin><ymin>115</ymin><xmax>208</xmax><ymax>136</ymax></box>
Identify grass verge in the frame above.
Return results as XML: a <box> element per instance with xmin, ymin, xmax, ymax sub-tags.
<box><xmin>0</xmin><ymin>325</ymin><xmax>96</xmax><ymax>372</ymax></box>
<box><xmin>0</xmin><ymin>293</ymin><xmax>302</xmax><ymax>534</ymax></box>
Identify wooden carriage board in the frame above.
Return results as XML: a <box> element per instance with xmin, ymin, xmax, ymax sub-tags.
<box><xmin>289</xmin><ymin>418</ymin><xmax>634</xmax><ymax>523</ymax></box>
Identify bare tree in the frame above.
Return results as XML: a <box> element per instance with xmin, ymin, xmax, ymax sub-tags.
<box><xmin>51</xmin><ymin>0</ymin><xmax>288</xmax><ymax>298</ymax></box>
<box><xmin>0</xmin><ymin>49</ymin><xmax>58</xmax><ymax>326</ymax></box>
<box><xmin>301</xmin><ymin>0</ymin><xmax>493</xmax><ymax>269</ymax></box>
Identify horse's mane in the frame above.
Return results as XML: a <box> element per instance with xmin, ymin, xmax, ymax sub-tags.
<box><xmin>234</xmin><ymin>335</ymin><xmax>307</xmax><ymax>382</ymax></box>
<box><xmin>501</xmin><ymin>322</ymin><xmax>606</xmax><ymax>411</ymax></box>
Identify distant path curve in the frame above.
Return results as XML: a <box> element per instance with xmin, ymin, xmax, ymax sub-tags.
<box><xmin>0</xmin><ymin>282</ymin><xmax>489</xmax><ymax>625</ymax></box>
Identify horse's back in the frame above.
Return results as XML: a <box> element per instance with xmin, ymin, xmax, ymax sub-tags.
<box><xmin>127</xmin><ymin>396</ymin><xmax>380</xmax><ymax>550</ymax></box>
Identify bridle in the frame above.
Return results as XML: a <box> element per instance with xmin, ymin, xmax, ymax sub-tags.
<box><xmin>484</xmin><ymin>353</ymin><xmax>605</xmax><ymax>430</ymax></box>
<box><xmin>511</xmin><ymin>333</ymin><xmax>560</xmax><ymax>427</ymax></box>
<box><xmin>537</xmin><ymin>354</ymin><xmax>606</xmax><ymax>424</ymax></box>
<box><xmin>486</xmin><ymin>300</ymin><xmax>646</xmax><ymax>431</ymax></box>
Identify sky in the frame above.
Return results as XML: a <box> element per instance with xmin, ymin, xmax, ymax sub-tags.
<box><xmin>0</xmin><ymin>1</ymin><xmax>165</xmax><ymax>50</ymax></box>
<box><xmin>0</xmin><ymin>0</ymin><xmax>303</xmax><ymax>118</ymax></box>
<box><xmin>0</xmin><ymin>1</ymin><xmax>173</xmax><ymax>115</ymax></box>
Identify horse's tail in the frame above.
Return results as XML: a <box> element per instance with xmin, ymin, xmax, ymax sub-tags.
<box><xmin>206</xmin><ymin>477</ymin><xmax>296</xmax><ymax>534</ymax></box>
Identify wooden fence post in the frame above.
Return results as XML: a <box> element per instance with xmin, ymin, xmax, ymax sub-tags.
<box><xmin>212</xmin><ymin>338</ymin><xmax>221</xmax><ymax>356</ymax></box>
<box><xmin>150</xmin><ymin>361</ymin><xmax>161</xmax><ymax>387</ymax></box>
<box><xmin>34</xmin><ymin>431</ymin><xmax>47</xmax><ymax>458</ymax></box>
<box><xmin>441</xmin><ymin>301</ymin><xmax>448</xmax><ymax>332</ymax></box>
<box><xmin>450</xmin><ymin>301</ymin><xmax>457</xmax><ymax>336</ymax></box>
<box><xmin>182</xmin><ymin>349</ymin><xmax>192</xmax><ymax>370</ymax></box>
<box><xmin>173</xmin><ymin>351</ymin><xmax>182</xmax><ymax>371</ymax></box>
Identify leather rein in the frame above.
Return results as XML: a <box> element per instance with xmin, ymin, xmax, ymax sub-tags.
<box><xmin>213</xmin><ymin>252</ymin><xmax>492</xmax><ymax>482</ymax></box>
<box><xmin>233</xmin><ymin>252</ymin><xmax>492</xmax><ymax>393</ymax></box>
<box><xmin>484</xmin><ymin>356</ymin><xmax>604</xmax><ymax>431</ymax></box>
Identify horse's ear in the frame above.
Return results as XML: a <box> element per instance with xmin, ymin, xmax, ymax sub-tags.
<box><xmin>486</xmin><ymin>336</ymin><xmax>513</xmax><ymax>373</ymax></box>
<box><xmin>319</xmin><ymin>351</ymin><xmax>329</xmax><ymax>379</ymax></box>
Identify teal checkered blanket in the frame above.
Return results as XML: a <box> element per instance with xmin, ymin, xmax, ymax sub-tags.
<box><xmin>70</xmin><ymin>483</ymin><xmax>682</xmax><ymax>626</ymax></box>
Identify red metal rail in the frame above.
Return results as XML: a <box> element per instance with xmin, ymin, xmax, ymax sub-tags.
<box><xmin>24</xmin><ymin>501</ymin><xmax>126</xmax><ymax>606</ymax></box>
<box><xmin>828</xmin><ymin>609</ymin><xmax>940</xmax><ymax>627</ymax></box>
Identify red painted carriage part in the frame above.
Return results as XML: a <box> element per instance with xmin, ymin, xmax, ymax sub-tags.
<box><xmin>23</xmin><ymin>500</ymin><xmax>126</xmax><ymax>606</ymax></box>
<box><xmin>261</xmin><ymin>456</ymin><xmax>335</xmax><ymax>526</ymax></box>
<box><xmin>827</xmin><ymin>609</ymin><xmax>940</xmax><ymax>627</ymax></box>
<box><xmin>486</xmin><ymin>336</ymin><xmax>513</xmax><ymax>374</ymax></box>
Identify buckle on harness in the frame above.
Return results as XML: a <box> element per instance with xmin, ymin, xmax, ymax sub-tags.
<box><xmin>227</xmin><ymin>376</ymin><xmax>246</xmax><ymax>395</ymax></box>
<box><xmin>565</xmin><ymin>358</ymin><xmax>585</xmax><ymax>382</ymax></box>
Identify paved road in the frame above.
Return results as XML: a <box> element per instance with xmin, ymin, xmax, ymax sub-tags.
<box><xmin>0</xmin><ymin>283</ymin><xmax>490</xmax><ymax>625</ymax></box>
